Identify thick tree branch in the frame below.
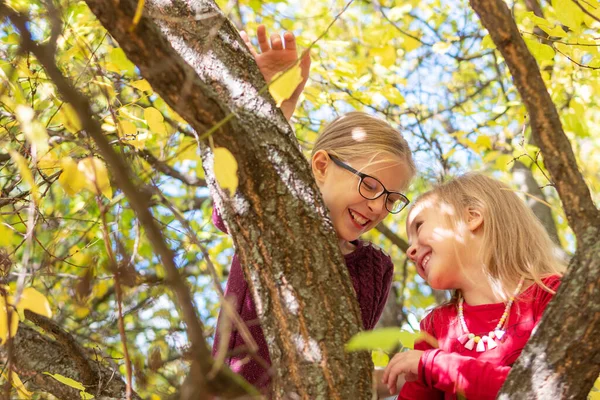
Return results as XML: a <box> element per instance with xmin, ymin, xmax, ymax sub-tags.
<box><xmin>469</xmin><ymin>0</ymin><xmax>600</xmax><ymax>241</ymax></box>
<box><xmin>469</xmin><ymin>0</ymin><xmax>600</xmax><ymax>398</ymax></box>
<box><xmin>79</xmin><ymin>0</ymin><xmax>373</xmax><ymax>397</ymax></box>
<box><xmin>0</xmin><ymin>322</ymin><xmax>139</xmax><ymax>399</ymax></box>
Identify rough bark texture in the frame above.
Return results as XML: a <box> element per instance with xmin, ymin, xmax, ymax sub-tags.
<box><xmin>1</xmin><ymin>323</ymin><xmax>138</xmax><ymax>399</ymax></box>
<box><xmin>469</xmin><ymin>0</ymin><xmax>600</xmax><ymax>398</ymax></box>
<box><xmin>83</xmin><ymin>0</ymin><xmax>372</xmax><ymax>398</ymax></box>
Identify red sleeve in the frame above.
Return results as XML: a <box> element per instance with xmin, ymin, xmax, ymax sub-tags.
<box><xmin>420</xmin><ymin>348</ymin><xmax>510</xmax><ymax>399</ymax></box>
<box><xmin>533</xmin><ymin>275</ymin><xmax>561</xmax><ymax>324</ymax></box>
<box><xmin>397</xmin><ymin>313</ymin><xmax>444</xmax><ymax>399</ymax></box>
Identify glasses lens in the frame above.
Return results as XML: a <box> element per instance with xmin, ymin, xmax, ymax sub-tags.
<box><xmin>359</xmin><ymin>176</ymin><xmax>383</xmax><ymax>199</ymax></box>
<box><xmin>387</xmin><ymin>193</ymin><xmax>408</xmax><ymax>214</ymax></box>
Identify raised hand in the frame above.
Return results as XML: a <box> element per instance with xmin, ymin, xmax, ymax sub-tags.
<box><xmin>240</xmin><ymin>25</ymin><xmax>311</xmax><ymax>121</ymax></box>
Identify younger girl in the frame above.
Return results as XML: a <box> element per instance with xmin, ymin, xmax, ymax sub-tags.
<box><xmin>382</xmin><ymin>173</ymin><xmax>564</xmax><ymax>399</ymax></box>
<box><xmin>212</xmin><ymin>26</ymin><xmax>417</xmax><ymax>392</ymax></box>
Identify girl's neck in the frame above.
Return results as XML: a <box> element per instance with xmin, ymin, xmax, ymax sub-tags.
<box><xmin>460</xmin><ymin>270</ymin><xmax>506</xmax><ymax>306</ymax></box>
<box><xmin>338</xmin><ymin>238</ymin><xmax>357</xmax><ymax>255</ymax></box>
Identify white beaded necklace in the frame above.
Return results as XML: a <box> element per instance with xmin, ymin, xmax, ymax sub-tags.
<box><xmin>457</xmin><ymin>277</ymin><xmax>524</xmax><ymax>352</ymax></box>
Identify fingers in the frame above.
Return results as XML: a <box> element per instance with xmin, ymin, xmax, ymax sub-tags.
<box><xmin>257</xmin><ymin>25</ymin><xmax>270</xmax><ymax>53</ymax></box>
<box><xmin>239</xmin><ymin>31</ymin><xmax>258</xmax><ymax>57</ymax></box>
<box><xmin>283</xmin><ymin>31</ymin><xmax>296</xmax><ymax>50</ymax></box>
<box><xmin>271</xmin><ymin>33</ymin><xmax>283</xmax><ymax>51</ymax></box>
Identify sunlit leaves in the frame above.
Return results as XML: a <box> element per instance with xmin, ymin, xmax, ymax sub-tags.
<box><xmin>0</xmin><ymin>370</ymin><xmax>32</xmax><ymax>398</ymax></box>
<box><xmin>9</xmin><ymin>151</ymin><xmax>39</xmax><ymax>202</ymax></box>
<box><xmin>552</xmin><ymin>0</ymin><xmax>585</xmax><ymax>32</ymax></box>
<box><xmin>43</xmin><ymin>372</ymin><xmax>95</xmax><ymax>399</ymax></box>
<box><xmin>524</xmin><ymin>38</ymin><xmax>555</xmax><ymax>63</ymax></box>
<box><xmin>58</xmin><ymin>157</ymin><xmax>112</xmax><ymax>199</ymax></box>
<box><xmin>213</xmin><ymin>147</ymin><xmax>238</xmax><ymax>195</ymax></box>
<box><xmin>346</xmin><ymin>328</ymin><xmax>421</xmax><ymax>352</ymax></box>
<box><xmin>268</xmin><ymin>64</ymin><xmax>303</xmax><ymax>107</ymax></box>
<box><xmin>78</xmin><ymin>157</ymin><xmax>113</xmax><ymax>199</ymax></box>
<box><xmin>144</xmin><ymin>107</ymin><xmax>167</xmax><ymax>135</ymax></box>
<box><xmin>0</xmin><ymin>287</ymin><xmax>53</xmax><ymax>344</ymax></box>
<box><xmin>59</xmin><ymin>157</ymin><xmax>84</xmax><ymax>196</ymax></box>
<box><xmin>15</xmin><ymin>105</ymin><xmax>49</xmax><ymax>154</ymax></box>
<box><xmin>55</xmin><ymin>103</ymin><xmax>83</xmax><ymax>134</ymax></box>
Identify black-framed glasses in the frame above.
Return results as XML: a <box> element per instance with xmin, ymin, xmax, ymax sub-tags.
<box><xmin>329</xmin><ymin>154</ymin><xmax>410</xmax><ymax>214</ymax></box>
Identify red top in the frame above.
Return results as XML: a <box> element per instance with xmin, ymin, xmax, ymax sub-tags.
<box><xmin>399</xmin><ymin>275</ymin><xmax>561</xmax><ymax>400</ymax></box>
<box><xmin>210</xmin><ymin>207</ymin><xmax>394</xmax><ymax>393</ymax></box>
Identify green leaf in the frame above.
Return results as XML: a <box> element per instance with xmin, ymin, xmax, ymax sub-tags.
<box><xmin>346</xmin><ymin>328</ymin><xmax>420</xmax><ymax>352</ymax></box>
<box><xmin>371</xmin><ymin>349</ymin><xmax>390</xmax><ymax>368</ymax></box>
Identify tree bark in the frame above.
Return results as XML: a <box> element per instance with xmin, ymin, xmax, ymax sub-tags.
<box><xmin>469</xmin><ymin>0</ymin><xmax>600</xmax><ymax>398</ymax></box>
<box><xmin>0</xmin><ymin>322</ymin><xmax>139</xmax><ymax>399</ymax></box>
<box><xmin>82</xmin><ymin>0</ymin><xmax>372</xmax><ymax>398</ymax></box>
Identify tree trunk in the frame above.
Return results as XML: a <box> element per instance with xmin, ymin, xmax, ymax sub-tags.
<box><xmin>82</xmin><ymin>0</ymin><xmax>372</xmax><ymax>398</ymax></box>
<box><xmin>469</xmin><ymin>0</ymin><xmax>600</xmax><ymax>398</ymax></box>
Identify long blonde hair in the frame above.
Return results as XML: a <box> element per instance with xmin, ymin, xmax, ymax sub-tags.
<box><xmin>311</xmin><ymin>112</ymin><xmax>416</xmax><ymax>189</ymax></box>
<box><xmin>417</xmin><ymin>173</ymin><xmax>565</xmax><ymax>299</ymax></box>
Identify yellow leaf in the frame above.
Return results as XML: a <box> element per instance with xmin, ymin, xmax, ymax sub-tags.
<box><xmin>370</xmin><ymin>46</ymin><xmax>397</xmax><ymax>67</ymax></box>
<box><xmin>476</xmin><ymin>135</ymin><xmax>493</xmax><ymax>150</ymax></box>
<box><xmin>268</xmin><ymin>64</ymin><xmax>303</xmax><ymax>107</ymax></box>
<box><xmin>552</xmin><ymin>0</ymin><xmax>585</xmax><ymax>31</ymax></box>
<box><xmin>1</xmin><ymin>370</ymin><xmax>32</xmax><ymax>398</ymax></box>
<box><xmin>15</xmin><ymin>104</ymin><xmax>49</xmax><ymax>155</ymax></box>
<box><xmin>37</xmin><ymin>151</ymin><xmax>61</xmax><ymax>174</ymax></box>
<box><xmin>371</xmin><ymin>350</ymin><xmax>390</xmax><ymax>368</ymax></box>
<box><xmin>80</xmin><ymin>390</ymin><xmax>95</xmax><ymax>399</ymax></box>
<box><xmin>16</xmin><ymin>287</ymin><xmax>52</xmax><ymax>318</ymax></box>
<box><xmin>0</xmin><ymin>297</ymin><xmax>19</xmax><ymax>344</ymax></box>
<box><xmin>57</xmin><ymin>103</ymin><xmax>82</xmax><ymax>134</ymax></box>
<box><xmin>118</xmin><ymin>120</ymin><xmax>137</xmax><ymax>136</ymax></box>
<box><xmin>0</xmin><ymin>222</ymin><xmax>15</xmax><ymax>247</ymax></box>
<box><xmin>131</xmin><ymin>79</ymin><xmax>152</xmax><ymax>93</ymax></box>
<box><xmin>403</xmin><ymin>35</ymin><xmax>422</xmax><ymax>52</ymax></box>
<box><xmin>78</xmin><ymin>157</ymin><xmax>113</xmax><ymax>199</ymax></box>
<box><xmin>432</xmin><ymin>41</ymin><xmax>452</xmax><ymax>55</ymax></box>
<box><xmin>9</xmin><ymin>151</ymin><xmax>39</xmax><ymax>203</ymax></box>
<box><xmin>43</xmin><ymin>372</ymin><xmax>86</xmax><ymax>391</ymax></box>
<box><xmin>74</xmin><ymin>305</ymin><xmax>90</xmax><ymax>319</ymax></box>
<box><xmin>213</xmin><ymin>147</ymin><xmax>238</xmax><ymax>195</ymax></box>
<box><xmin>144</xmin><ymin>107</ymin><xmax>167</xmax><ymax>135</ymax></box>
<box><xmin>59</xmin><ymin>157</ymin><xmax>85</xmax><ymax>196</ymax></box>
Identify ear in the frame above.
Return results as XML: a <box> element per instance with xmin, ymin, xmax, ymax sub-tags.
<box><xmin>311</xmin><ymin>150</ymin><xmax>331</xmax><ymax>185</ymax></box>
<box><xmin>465</xmin><ymin>207</ymin><xmax>483</xmax><ymax>232</ymax></box>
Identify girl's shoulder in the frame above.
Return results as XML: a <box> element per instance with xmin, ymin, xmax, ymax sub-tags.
<box><xmin>346</xmin><ymin>240</ymin><xmax>392</xmax><ymax>265</ymax></box>
<box><xmin>419</xmin><ymin>302</ymin><xmax>457</xmax><ymax>337</ymax></box>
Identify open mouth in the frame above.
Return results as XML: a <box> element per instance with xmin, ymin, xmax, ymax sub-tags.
<box><xmin>349</xmin><ymin>209</ymin><xmax>370</xmax><ymax>227</ymax></box>
<box><xmin>420</xmin><ymin>253</ymin><xmax>431</xmax><ymax>273</ymax></box>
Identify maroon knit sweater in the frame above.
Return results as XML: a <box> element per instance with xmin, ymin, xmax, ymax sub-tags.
<box><xmin>210</xmin><ymin>207</ymin><xmax>394</xmax><ymax>393</ymax></box>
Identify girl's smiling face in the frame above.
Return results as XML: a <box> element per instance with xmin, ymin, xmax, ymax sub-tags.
<box><xmin>312</xmin><ymin>151</ymin><xmax>411</xmax><ymax>245</ymax></box>
<box><xmin>405</xmin><ymin>197</ymin><xmax>484</xmax><ymax>291</ymax></box>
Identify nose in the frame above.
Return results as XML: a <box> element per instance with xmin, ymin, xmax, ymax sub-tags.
<box><xmin>407</xmin><ymin>243</ymin><xmax>418</xmax><ymax>261</ymax></box>
<box><xmin>367</xmin><ymin>195</ymin><xmax>387</xmax><ymax>214</ymax></box>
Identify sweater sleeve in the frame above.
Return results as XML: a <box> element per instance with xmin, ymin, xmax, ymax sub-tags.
<box><xmin>372</xmin><ymin>257</ymin><xmax>394</xmax><ymax>328</ymax></box>
<box><xmin>212</xmin><ymin>204</ymin><xmax>228</xmax><ymax>234</ymax></box>
<box><xmin>419</xmin><ymin>348</ymin><xmax>510</xmax><ymax>399</ymax></box>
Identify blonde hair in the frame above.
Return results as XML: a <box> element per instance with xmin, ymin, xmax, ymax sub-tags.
<box><xmin>416</xmin><ymin>173</ymin><xmax>565</xmax><ymax>299</ymax></box>
<box><xmin>311</xmin><ymin>112</ymin><xmax>416</xmax><ymax>187</ymax></box>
